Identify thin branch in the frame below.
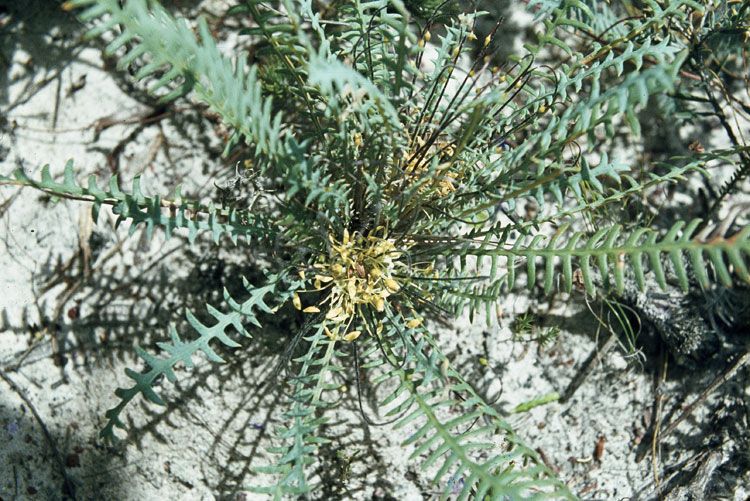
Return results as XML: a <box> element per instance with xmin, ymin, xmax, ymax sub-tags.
<box><xmin>0</xmin><ymin>369</ymin><xmax>77</xmax><ymax>499</ymax></box>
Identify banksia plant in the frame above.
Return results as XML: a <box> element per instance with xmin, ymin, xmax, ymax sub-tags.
<box><xmin>2</xmin><ymin>0</ymin><xmax>749</xmax><ymax>498</ymax></box>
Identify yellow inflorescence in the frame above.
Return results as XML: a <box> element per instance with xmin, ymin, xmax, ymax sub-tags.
<box><xmin>295</xmin><ymin>229</ymin><xmax>407</xmax><ymax>341</ymax></box>
<box><xmin>400</xmin><ymin>138</ymin><xmax>461</xmax><ymax>197</ymax></box>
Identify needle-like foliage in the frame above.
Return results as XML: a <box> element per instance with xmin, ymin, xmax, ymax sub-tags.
<box><xmin>3</xmin><ymin>0</ymin><xmax>749</xmax><ymax>498</ymax></box>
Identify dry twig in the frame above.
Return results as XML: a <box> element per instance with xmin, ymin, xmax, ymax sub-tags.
<box><xmin>0</xmin><ymin>369</ymin><xmax>77</xmax><ymax>499</ymax></box>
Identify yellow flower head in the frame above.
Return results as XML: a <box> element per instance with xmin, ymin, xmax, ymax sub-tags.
<box><xmin>302</xmin><ymin>228</ymin><xmax>409</xmax><ymax>341</ymax></box>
